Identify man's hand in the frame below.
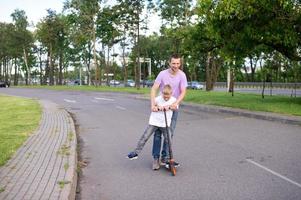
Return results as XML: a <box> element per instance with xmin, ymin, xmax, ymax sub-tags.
<box><xmin>170</xmin><ymin>102</ymin><xmax>179</xmax><ymax>110</ymax></box>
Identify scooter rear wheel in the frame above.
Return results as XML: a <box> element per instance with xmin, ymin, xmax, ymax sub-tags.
<box><xmin>170</xmin><ymin>166</ymin><xmax>176</xmax><ymax>176</ymax></box>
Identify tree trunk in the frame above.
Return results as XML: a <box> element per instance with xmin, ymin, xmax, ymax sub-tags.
<box><xmin>14</xmin><ymin>58</ymin><xmax>18</xmax><ymax>86</ymax></box>
<box><xmin>87</xmin><ymin>43</ymin><xmax>92</xmax><ymax>86</ymax></box>
<box><xmin>122</xmin><ymin>27</ymin><xmax>128</xmax><ymax>87</ymax></box>
<box><xmin>93</xmin><ymin>25</ymin><xmax>98</xmax><ymax>86</ymax></box>
<box><xmin>205</xmin><ymin>52</ymin><xmax>220</xmax><ymax>91</ymax></box>
<box><xmin>58</xmin><ymin>51</ymin><xmax>63</xmax><ymax>85</ymax></box>
<box><xmin>210</xmin><ymin>58</ymin><xmax>220</xmax><ymax>89</ymax></box>
<box><xmin>136</xmin><ymin>12</ymin><xmax>141</xmax><ymax>90</ymax></box>
<box><xmin>49</xmin><ymin>44</ymin><xmax>54</xmax><ymax>86</ymax></box>
<box><xmin>106</xmin><ymin>46</ymin><xmax>110</xmax><ymax>86</ymax></box>
<box><xmin>205</xmin><ymin>52</ymin><xmax>212</xmax><ymax>91</ymax></box>
<box><xmin>229</xmin><ymin>68</ymin><xmax>234</xmax><ymax>96</ymax></box>
<box><xmin>23</xmin><ymin>48</ymin><xmax>30</xmax><ymax>85</ymax></box>
<box><xmin>122</xmin><ymin>42</ymin><xmax>128</xmax><ymax>87</ymax></box>
<box><xmin>3</xmin><ymin>59</ymin><xmax>7</xmax><ymax>81</ymax></box>
<box><xmin>38</xmin><ymin>48</ymin><xmax>44</xmax><ymax>85</ymax></box>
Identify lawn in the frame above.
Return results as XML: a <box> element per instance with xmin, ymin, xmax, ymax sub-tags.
<box><xmin>185</xmin><ymin>90</ymin><xmax>301</xmax><ymax>116</ymax></box>
<box><xmin>0</xmin><ymin>95</ymin><xmax>41</xmax><ymax>166</ymax></box>
<box><xmin>18</xmin><ymin>85</ymin><xmax>301</xmax><ymax>116</ymax></box>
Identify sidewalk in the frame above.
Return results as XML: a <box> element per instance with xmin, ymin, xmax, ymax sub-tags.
<box><xmin>0</xmin><ymin>100</ymin><xmax>77</xmax><ymax>200</ymax></box>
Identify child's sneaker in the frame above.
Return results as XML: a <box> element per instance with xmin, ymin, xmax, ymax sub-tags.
<box><xmin>152</xmin><ymin>159</ymin><xmax>160</xmax><ymax>170</ymax></box>
<box><xmin>164</xmin><ymin>160</ymin><xmax>180</xmax><ymax>168</ymax></box>
<box><xmin>127</xmin><ymin>152</ymin><xmax>138</xmax><ymax>160</ymax></box>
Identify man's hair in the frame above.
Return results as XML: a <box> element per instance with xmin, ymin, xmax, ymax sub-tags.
<box><xmin>169</xmin><ymin>53</ymin><xmax>182</xmax><ymax>62</ymax></box>
<box><xmin>163</xmin><ymin>84</ymin><xmax>172</xmax><ymax>94</ymax></box>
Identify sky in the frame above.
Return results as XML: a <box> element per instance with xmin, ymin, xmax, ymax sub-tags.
<box><xmin>0</xmin><ymin>0</ymin><xmax>161</xmax><ymax>34</ymax></box>
<box><xmin>0</xmin><ymin>0</ymin><xmax>64</xmax><ymax>25</ymax></box>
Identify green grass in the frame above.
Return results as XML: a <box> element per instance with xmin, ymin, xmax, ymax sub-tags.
<box><xmin>18</xmin><ymin>85</ymin><xmax>148</xmax><ymax>94</ymax></box>
<box><xmin>185</xmin><ymin>90</ymin><xmax>301</xmax><ymax>116</ymax></box>
<box><xmin>0</xmin><ymin>95</ymin><xmax>41</xmax><ymax>166</ymax></box>
<box><xmin>17</xmin><ymin>85</ymin><xmax>301</xmax><ymax>116</ymax></box>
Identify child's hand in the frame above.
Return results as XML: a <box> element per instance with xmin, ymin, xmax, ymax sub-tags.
<box><xmin>158</xmin><ymin>106</ymin><xmax>164</xmax><ymax>111</ymax></box>
<box><xmin>151</xmin><ymin>105</ymin><xmax>159</xmax><ymax>112</ymax></box>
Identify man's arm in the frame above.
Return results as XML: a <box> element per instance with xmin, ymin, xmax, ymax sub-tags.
<box><xmin>151</xmin><ymin>82</ymin><xmax>160</xmax><ymax>111</ymax></box>
<box><xmin>171</xmin><ymin>87</ymin><xmax>186</xmax><ymax>110</ymax></box>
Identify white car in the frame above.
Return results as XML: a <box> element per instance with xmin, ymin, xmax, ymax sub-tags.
<box><xmin>188</xmin><ymin>81</ymin><xmax>204</xmax><ymax>90</ymax></box>
<box><xmin>125</xmin><ymin>79</ymin><xmax>135</xmax><ymax>87</ymax></box>
<box><xmin>109</xmin><ymin>80</ymin><xmax>120</xmax><ymax>85</ymax></box>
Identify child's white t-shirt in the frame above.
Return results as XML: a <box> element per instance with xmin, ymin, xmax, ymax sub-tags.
<box><xmin>148</xmin><ymin>95</ymin><xmax>177</xmax><ymax>127</ymax></box>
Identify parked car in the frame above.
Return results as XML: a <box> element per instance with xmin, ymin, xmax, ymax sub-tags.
<box><xmin>187</xmin><ymin>81</ymin><xmax>204</xmax><ymax>90</ymax></box>
<box><xmin>145</xmin><ymin>80</ymin><xmax>154</xmax><ymax>87</ymax></box>
<box><xmin>0</xmin><ymin>80</ymin><xmax>10</xmax><ymax>88</ymax></box>
<box><xmin>109</xmin><ymin>80</ymin><xmax>120</xmax><ymax>85</ymax></box>
<box><xmin>125</xmin><ymin>79</ymin><xmax>135</xmax><ymax>87</ymax></box>
<box><xmin>67</xmin><ymin>79</ymin><xmax>80</xmax><ymax>86</ymax></box>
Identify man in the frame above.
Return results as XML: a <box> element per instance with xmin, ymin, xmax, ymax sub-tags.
<box><xmin>150</xmin><ymin>54</ymin><xmax>188</xmax><ymax>170</ymax></box>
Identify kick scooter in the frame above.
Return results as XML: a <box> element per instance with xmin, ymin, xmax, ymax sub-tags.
<box><xmin>163</xmin><ymin>108</ymin><xmax>176</xmax><ymax>176</ymax></box>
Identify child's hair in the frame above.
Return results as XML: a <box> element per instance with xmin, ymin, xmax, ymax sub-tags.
<box><xmin>163</xmin><ymin>84</ymin><xmax>172</xmax><ymax>94</ymax></box>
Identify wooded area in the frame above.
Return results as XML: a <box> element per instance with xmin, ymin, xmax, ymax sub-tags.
<box><xmin>0</xmin><ymin>0</ymin><xmax>300</xmax><ymax>90</ymax></box>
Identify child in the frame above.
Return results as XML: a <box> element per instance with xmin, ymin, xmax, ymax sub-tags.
<box><xmin>127</xmin><ymin>84</ymin><xmax>176</xmax><ymax>170</ymax></box>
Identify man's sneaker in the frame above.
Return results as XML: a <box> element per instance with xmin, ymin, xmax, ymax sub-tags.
<box><xmin>127</xmin><ymin>152</ymin><xmax>138</xmax><ymax>160</ymax></box>
<box><xmin>160</xmin><ymin>157</ymin><xmax>168</xmax><ymax>166</ymax></box>
<box><xmin>152</xmin><ymin>159</ymin><xmax>160</xmax><ymax>170</ymax></box>
<box><xmin>165</xmin><ymin>161</ymin><xmax>180</xmax><ymax>169</ymax></box>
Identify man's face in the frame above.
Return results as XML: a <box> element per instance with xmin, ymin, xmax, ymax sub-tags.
<box><xmin>163</xmin><ymin>91</ymin><xmax>171</xmax><ymax>101</ymax></box>
<box><xmin>169</xmin><ymin>58</ymin><xmax>181</xmax><ymax>73</ymax></box>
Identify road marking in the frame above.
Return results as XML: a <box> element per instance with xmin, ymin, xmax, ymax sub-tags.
<box><xmin>116</xmin><ymin>106</ymin><xmax>126</xmax><ymax>110</ymax></box>
<box><xmin>94</xmin><ymin>97</ymin><xmax>115</xmax><ymax>101</ymax></box>
<box><xmin>64</xmin><ymin>99</ymin><xmax>76</xmax><ymax>103</ymax></box>
<box><xmin>246</xmin><ymin>159</ymin><xmax>301</xmax><ymax>188</ymax></box>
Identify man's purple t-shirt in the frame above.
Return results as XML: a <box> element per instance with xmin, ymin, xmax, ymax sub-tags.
<box><xmin>154</xmin><ymin>69</ymin><xmax>188</xmax><ymax>98</ymax></box>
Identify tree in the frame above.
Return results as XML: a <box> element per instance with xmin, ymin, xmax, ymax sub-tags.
<box><xmin>11</xmin><ymin>9</ymin><xmax>34</xmax><ymax>85</ymax></box>
<box><xmin>198</xmin><ymin>0</ymin><xmax>301</xmax><ymax>61</ymax></box>
<box><xmin>96</xmin><ymin>6</ymin><xmax>121</xmax><ymax>85</ymax></box>
<box><xmin>0</xmin><ymin>23</ymin><xmax>17</xmax><ymax>83</ymax></box>
<box><xmin>64</xmin><ymin>0</ymin><xmax>102</xmax><ymax>85</ymax></box>
<box><xmin>36</xmin><ymin>9</ymin><xmax>65</xmax><ymax>85</ymax></box>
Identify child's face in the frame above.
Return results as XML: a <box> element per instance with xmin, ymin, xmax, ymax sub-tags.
<box><xmin>163</xmin><ymin>91</ymin><xmax>171</xmax><ymax>101</ymax></box>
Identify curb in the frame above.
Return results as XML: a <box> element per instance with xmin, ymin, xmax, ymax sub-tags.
<box><xmin>181</xmin><ymin>102</ymin><xmax>301</xmax><ymax>126</ymax></box>
<box><xmin>135</xmin><ymin>95</ymin><xmax>301</xmax><ymax>126</ymax></box>
<box><xmin>59</xmin><ymin>105</ymin><xmax>78</xmax><ymax>200</ymax></box>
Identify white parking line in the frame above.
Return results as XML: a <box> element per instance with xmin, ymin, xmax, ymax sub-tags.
<box><xmin>64</xmin><ymin>99</ymin><xmax>76</xmax><ymax>103</ymax></box>
<box><xmin>246</xmin><ymin>159</ymin><xmax>301</xmax><ymax>188</ymax></box>
<box><xmin>116</xmin><ymin>106</ymin><xmax>126</xmax><ymax>110</ymax></box>
<box><xmin>94</xmin><ymin>97</ymin><xmax>115</xmax><ymax>101</ymax></box>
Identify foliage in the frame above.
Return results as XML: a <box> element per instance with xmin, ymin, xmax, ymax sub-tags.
<box><xmin>1</xmin><ymin>0</ymin><xmax>301</xmax><ymax>87</ymax></box>
<box><xmin>197</xmin><ymin>0</ymin><xmax>301</xmax><ymax>60</ymax></box>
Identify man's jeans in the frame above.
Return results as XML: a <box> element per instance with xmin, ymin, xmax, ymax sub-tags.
<box><xmin>152</xmin><ymin>110</ymin><xmax>178</xmax><ymax>159</ymax></box>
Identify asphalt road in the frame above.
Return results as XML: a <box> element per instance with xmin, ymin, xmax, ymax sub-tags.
<box><xmin>1</xmin><ymin>88</ymin><xmax>301</xmax><ymax>200</ymax></box>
